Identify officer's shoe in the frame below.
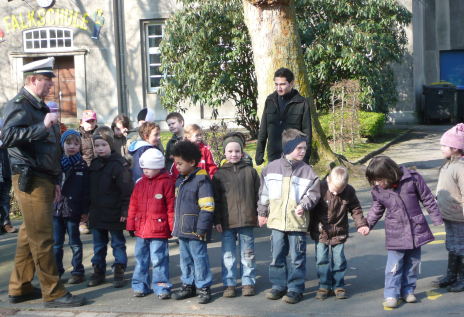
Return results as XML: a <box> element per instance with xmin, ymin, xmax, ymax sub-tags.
<box><xmin>44</xmin><ymin>292</ymin><xmax>86</xmax><ymax>308</ymax></box>
<box><xmin>172</xmin><ymin>284</ymin><xmax>196</xmax><ymax>300</ymax></box>
<box><xmin>9</xmin><ymin>287</ymin><xmax>42</xmax><ymax>304</ymax></box>
<box><xmin>198</xmin><ymin>287</ymin><xmax>212</xmax><ymax>304</ymax></box>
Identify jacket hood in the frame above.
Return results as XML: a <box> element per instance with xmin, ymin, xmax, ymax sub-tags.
<box><xmin>141</xmin><ymin>170</ymin><xmax>171</xmax><ymax>182</ymax></box>
<box><xmin>220</xmin><ymin>160</ymin><xmax>248</xmax><ymax>170</ymax></box>
<box><xmin>128</xmin><ymin>140</ymin><xmax>152</xmax><ymax>153</ymax></box>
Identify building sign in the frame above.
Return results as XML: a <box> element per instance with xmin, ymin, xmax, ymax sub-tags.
<box><xmin>3</xmin><ymin>8</ymin><xmax>91</xmax><ymax>32</ymax></box>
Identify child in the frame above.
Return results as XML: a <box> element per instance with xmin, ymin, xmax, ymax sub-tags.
<box><xmin>213</xmin><ymin>134</ymin><xmax>260</xmax><ymax>298</ymax></box>
<box><xmin>170</xmin><ymin>141</ymin><xmax>215</xmax><ymax>304</ymax></box>
<box><xmin>309</xmin><ymin>166</ymin><xmax>369</xmax><ymax>300</ymax></box>
<box><xmin>365</xmin><ymin>155</ymin><xmax>443</xmax><ymax>308</ymax></box>
<box><xmin>53</xmin><ymin>130</ymin><xmax>89</xmax><ymax>284</ymax></box>
<box><xmin>128</xmin><ymin>122</ymin><xmax>162</xmax><ymax>182</ymax></box>
<box><xmin>79</xmin><ymin>109</ymin><xmax>98</xmax><ymax>166</ymax></box>
<box><xmin>171</xmin><ymin>124</ymin><xmax>217</xmax><ymax>178</ymax></box>
<box><xmin>434</xmin><ymin>124</ymin><xmax>464</xmax><ymax>292</ymax></box>
<box><xmin>165</xmin><ymin>112</ymin><xmax>185</xmax><ymax>172</ymax></box>
<box><xmin>126</xmin><ymin>148</ymin><xmax>175</xmax><ymax>299</ymax></box>
<box><xmin>87</xmin><ymin>126</ymin><xmax>134</xmax><ymax>288</ymax></box>
<box><xmin>258</xmin><ymin>129</ymin><xmax>320</xmax><ymax>304</ymax></box>
<box><xmin>78</xmin><ymin>109</ymin><xmax>98</xmax><ymax>234</ymax></box>
<box><xmin>111</xmin><ymin>114</ymin><xmax>131</xmax><ymax>162</ymax></box>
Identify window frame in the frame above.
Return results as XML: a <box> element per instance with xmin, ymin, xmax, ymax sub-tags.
<box><xmin>23</xmin><ymin>27</ymin><xmax>74</xmax><ymax>53</ymax></box>
<box><xmin>143</xmin><ymin>21</ymin><xmax>165</xmax><ymax>93</ymax></box>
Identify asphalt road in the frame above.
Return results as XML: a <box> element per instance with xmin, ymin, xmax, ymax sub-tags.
<box><xmin>0</xmin><ymin>125</ymin><xmax>463</xmax><ymax>317</ymax></box>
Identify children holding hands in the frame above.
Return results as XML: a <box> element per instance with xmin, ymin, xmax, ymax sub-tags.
<box><xmin>309</xmin><ymin>166</ymin><xmax>369</xmax><ymax>301</ymax></box>
<box><xmin>258</xmin><ymin>129</ymin><xmax>320</xmax><ymax>304</ymax></box>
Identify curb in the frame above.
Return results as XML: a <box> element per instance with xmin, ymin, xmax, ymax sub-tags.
<box><xmin>352</xmin><ymin>129</ymin><xmax>413</xmax><ymax>165</ymax></box>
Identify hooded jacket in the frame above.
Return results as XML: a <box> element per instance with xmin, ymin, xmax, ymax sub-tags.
<box><xmin>79</xmin><ymin>125</ymin><xmax>98</xmax><ymax>166</ymax></box>
<box><xmin>172</xmin><ymin>168</ymin><xmax>215</xmax><ymax>240</ymax></box>
<box><xmin>126</xmin><ymin>171</ymin><xmax>175</xmax><ymax>239</ymax></box>
<box><xmin>213</xmin><ymin>160</ymin><xmax>259</xmax><ymax>229</ymax></box>
<box><xmin>258</xmin><ymin>157</ymin><xmax>320</xmax><ymax>232</ymax></box>
<box><xmin>128</xmin><ymin>140</ymin><xmax>155</xmax><ymax>183</ymax></box>
<box><xmin>367</xmin><ymin>167</ymin><xmax>443</xmax><ymax>250</ymax></box>
<box><xmin>89</xmin><ymin>152</ymin><xmax>134</xmax><ymax>231</ymax></box>
<box><xmin>255</xmin><ymin>90</ymin><xmax>312</xmax><ymax>165</ymax></box>
<box><xmin>309</xmin><ymin>180</ymin><xmax>367</xmax><ymax>245</ymax></box>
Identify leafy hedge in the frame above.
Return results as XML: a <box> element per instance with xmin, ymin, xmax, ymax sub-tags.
<box><xmin>319</xmin><ymin>111</ymin><xmax>386</xmax><ymax>139</ymax></box>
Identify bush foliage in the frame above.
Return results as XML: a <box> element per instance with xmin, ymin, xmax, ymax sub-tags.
<box><xmin>319</xmin><ymin>111</ymin><xmax>385</xmax><ymax>140</ymax></box>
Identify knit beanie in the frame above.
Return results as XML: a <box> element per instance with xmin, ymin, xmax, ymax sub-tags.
<box><xmin>92</xmin><ymin>126</ymin><xmax>115</xmax><ymax>150</ymax></box>
<box><xmin>440</xmin><ymin>123</ymin><xmax>464</xmax><ymax>150</ymax></box>
<box><xmin>60</xmin><ymin>129</ymin><xmax>80</xmax><ymax>147</ymax></box>
<box><xmin>283</xmin><ymin>136</ymin><xmax>307</xmax><ymax>155</ymax></box>
<box><xmin>223</xmin><ymin>135</ymin><xmax>244</xmax><ymax>151</ymax></box>
<box><xmin>139</xmin><ymin>148</ymin><xmax>165</xmax><ymax>169</ymax></box>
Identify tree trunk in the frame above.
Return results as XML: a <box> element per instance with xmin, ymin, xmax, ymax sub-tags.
<box><xmin>242</xmin><ymin>0</ymin><xmax>338</xmax><ymax>164</ymax></box>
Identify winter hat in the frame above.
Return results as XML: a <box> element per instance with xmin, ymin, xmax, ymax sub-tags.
<box><xmin>46</xmin><ymin>101</ymin><xmax>59</xmax><ymax>113</ymax></box>
<box><xmin>440</xmin><ymin>123</ymin><xmax>464</xmax><ymax>150</ymax></box>
<box><xmin>223</xmin><ymin>133</ymin><xmax>244</xmax><ymax>151</ymax></box>
<box><xmin>139</xmin><ymin>148</ymin><xmax>165</xmax><ymax>170</ymax></box>
<box><xmin>82</xmin><ymin>109</ymin><xmax>97</xmax><ymax>122</ymax></box>
<box><xmin>92</xmin><ymin>126</ymin><xmax>115</xmax><ymax>150</ymax></box>
<box><xmin>282</xmin><ymin>136</ymin><xmax>307</xmax><ymax>155</ymax></box>
<box><xmin>60</xmin><ymin>129</ymin><xmax>80</xmax><ymax>147</ymax></box>
<box><xmin>137</xmin><ymin>108</ymin><xmax>155</xmax><ymax>123</ymax></box>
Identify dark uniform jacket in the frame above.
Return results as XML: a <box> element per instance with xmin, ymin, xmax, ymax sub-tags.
<box><xmin>172</xmin><ymin>168</ymin><xmax>215</xmax><ymax>240</ymax></box>
<box><xmin>89</xmin><ymin>152</ymin><xmax>134</xmax><ymax>231</ymax></box>
<box><xmin>1</xmin><ymin>88</ymin><xmax>61</xmax><ymax>180</ymax></box>
<box><xmin>255</xmin><ymin>89</ymin><xmax>312</xmax><ymax>164</ymax></box>
<box><xmin>309</xmin><ymin>180</ymin><xmax>367</xmax><ymax>245</ymax></box>
<box><xmin>212</xmin><ymin>160</ymin><xmax>259</xmax><ymax>229</ymax></box>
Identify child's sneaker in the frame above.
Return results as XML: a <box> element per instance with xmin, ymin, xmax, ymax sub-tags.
<box><xmin>403</xmin><ymin>294</ymin><xmax>417</xmax><ymax>303</ymax></box>
<box><xmin>133</xmin><ymin>291</ymin><xmax>146</xmax><ymax>297</ymax></box>
<box><xmin>265</xmin><ymin>288</ymin><xmax>286</xmax><ymax>300</ymax></box>
<box><xmin>112</xmin><ymin>264</ymin><xmax>126</xmax><ymax>288</ymax></box>
<box><xmin>282</xmin><ymin>291</ymin><xmax>303</xmax><ymax>304</ymax></box>
<box><xmin>197</xmin><ymin>287</ymin><xmax>211</xmax><ymax>304</ymax></box>
<box><xmin>223</xmin><ymin>286</ymin><xmax>236</xmax><ymax>298</ymax></box>
<box><xmin>172</xmin><ymin>284</ymin><xmax>196</xmax><ymax>300</ymax></box>
<box><xmin>334</xmin><ymin>288</ymin><xmax>347</xmax><ymax>299</ymax></box>
<box><xmin>79</xmin><ymin>223</ymin><xmax>90</xmax><ymax>234</ymax></box>
<box><xmin>383</xmin><ymin>297</ymin><xmax>398</xmax><ymax>308</ymax></box>
<box><xmin>157</xmin><ymin>293</ymin><xmax>171</xmax><ymax>300</ymax></box>
<box><xmin>315</xmin><ymin>288</ymin><xmax>330</xmax><ymax>300</ymax></box>
<box><xmin>242</xmin><ymin>285</ymin><xmax>256</xmax><ymax>296</ymax></box>
<box><xmin>67</xmin><ymin>274</ymin><xmax>85</xmax><ymax>285</ymax></box>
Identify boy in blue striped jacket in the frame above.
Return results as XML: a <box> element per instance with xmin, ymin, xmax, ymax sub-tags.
<box><xmin>170</xmin><ymin>141</ymin><xmax>215</xmax><ymax>304</ymax></box>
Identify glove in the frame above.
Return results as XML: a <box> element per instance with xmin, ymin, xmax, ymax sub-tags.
<box><xmin>129</xmin><ymin>230</ymin><xmax>135</xmax><ymax>238</ymax></box>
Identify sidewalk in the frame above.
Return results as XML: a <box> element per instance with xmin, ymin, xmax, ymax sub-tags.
<box><xmin>0</xmin><ymin>125</ymin><xmax>462</xmax><ymax>317</ymax></box>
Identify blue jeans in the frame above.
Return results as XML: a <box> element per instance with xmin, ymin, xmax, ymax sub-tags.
<box><xmin>52</xmin><ymin>216</ymin><xmax>84</xmax><ymax>276</ymax></box>
<box><xmin>91</xmin><ymin>228</ymin><xmax>127</xmax><ymax>271</ymax></box>
<box><xmin>315</xmin><ymin>241</ymin><xmax>346</xmax><ymax>290</ymax></box>
<box><xmin>269</xmin><ymin>230</ymin><xmax>306</xmax><ymax>293</ymax></box>
<box><xmin>384</xmin><ymin>247</ymin><xmax>421</xmax><ymax>299</ymax></box>
<box><xmin>132</xmin><ymin>237</ymin><xmax>172</xmax><ymax>295</ymax></box>
<box><xmin>222</xmin><ymin>227</ymin><xmax>256</xmax><ymax>286</ymax></box>
<box><xmin>0</xmin><ymin>180</ymin><xmax>12</xmax><ymax>226</ymax></box>
<box><xmin>178</xmin><ymin>238</ymin><xmax>212</xmax><ymax>289</ymax></box>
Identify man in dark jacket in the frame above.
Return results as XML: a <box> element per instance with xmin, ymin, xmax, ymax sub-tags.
<box><xmin>255</xmin><ymin>68</ymin><xmax>312</xmax><ymax>165</ymax></box>
<box><xmin>1</xmin><ymin>57</ymin><xmax>85</xmax><ymax>308</ymax></box>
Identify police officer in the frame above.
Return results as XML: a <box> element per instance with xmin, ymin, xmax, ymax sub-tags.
<box><xmin>1</xmin><ymin>57</ymin><xmax>86</xmax><ymax>308</ymax></box>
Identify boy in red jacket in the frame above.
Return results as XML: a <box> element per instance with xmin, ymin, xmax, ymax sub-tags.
<box><xmin>126</xmin><ymin>148</ymin><xmax>175</xmax><ymax>299</ymax></box>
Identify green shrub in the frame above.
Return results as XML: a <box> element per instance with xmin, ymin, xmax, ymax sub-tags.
<box><xmin>318</xmin><ymin>111</ymin><xmax>385</xmax><ymax>139</ymax></box>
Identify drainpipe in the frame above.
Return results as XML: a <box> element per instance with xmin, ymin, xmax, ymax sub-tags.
<box><xmin>113</xmin><ymin>0</ymin><xmax>127</xmax><ymax>114</ymax></box>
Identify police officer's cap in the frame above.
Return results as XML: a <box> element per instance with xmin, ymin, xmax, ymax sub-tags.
<box><xmin>22</xmin><ymin>57</ymin><xmax>56</xmax><ymax>78</ymax></box>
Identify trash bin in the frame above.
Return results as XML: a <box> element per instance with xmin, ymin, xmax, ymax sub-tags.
<box><xmin>422</xmin><ymin>84</ymin><xmax>457</xmax><ymax>123</ymax></box>
<box><xmin>457</xmin><ymin>86</ymin><xmax>464</xmax><ymax>122</ymax></box>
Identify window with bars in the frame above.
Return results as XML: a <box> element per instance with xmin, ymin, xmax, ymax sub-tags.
<box><xmin>145</xmin><ymin>22</ymin><xmax>164</xmax><ymax>92</ymax></box>
<box><xmin>23</xmin><ymin>27</ymin><xmax>73</xmax><ymax>52</ymax></box>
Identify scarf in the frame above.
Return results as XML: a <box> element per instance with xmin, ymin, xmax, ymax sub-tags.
<box><xmin>61</xmin><ymin>152</ymin><xmax>83</xmax><ymax>173</ymax></box>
